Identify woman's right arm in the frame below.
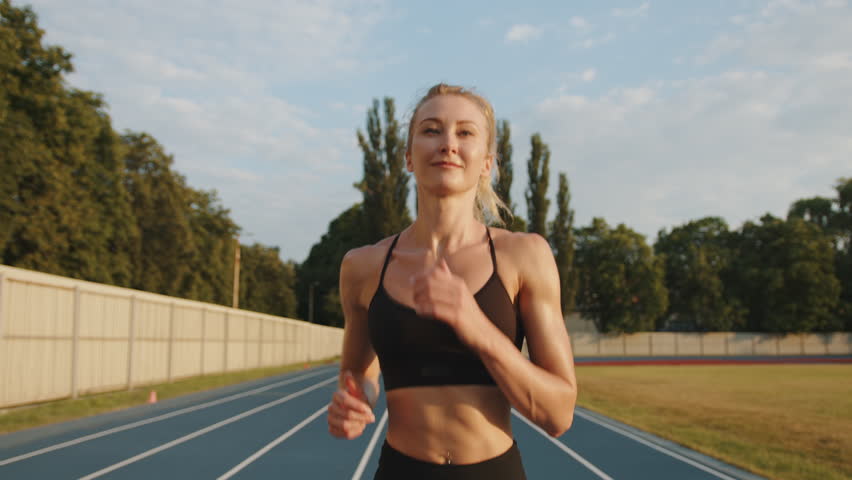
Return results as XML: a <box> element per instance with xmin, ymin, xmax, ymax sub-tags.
<box><xmin>327</xmin><ymin>248</ymin><xmax>381</xmax><ymax>439</ymax></box>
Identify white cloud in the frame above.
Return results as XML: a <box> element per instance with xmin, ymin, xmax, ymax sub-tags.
<box><xmin>570</xmin><ymin>16</ymin><xmax>590</xmax><ymax>29</ymax></box>
<box><xmin>582</xmin><ymin>68</ymin><xmax>597</xmax><ymax>82</ymax></box>
<box><xmin>505</xmin><ymin>24</ymin><xmax>543</xmax><ymax>43</ymax></box>
<box><xmin>612</xmin><ymin>2</ymin><xmax>650</xmax><ymax>18</ymax></box>
<box><xmin>575</xmin><ymin>32</ymin><xmax>616</xmax><ymax>49</ymax></box>
<box><xmin>526</xmin><ymin>3</ymin><xmax>852</xmax><ymax>241</ymax></box>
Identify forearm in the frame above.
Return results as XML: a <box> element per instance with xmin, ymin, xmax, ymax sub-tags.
<box><xmin>339</xmin><ymin>359</ymin><xmax>381</xmax><ymax>408</ymax></box>
<box><xmin>473</xmin><ymin>318</ymin><xmax>577</xmax><ymax>437</ymax></box>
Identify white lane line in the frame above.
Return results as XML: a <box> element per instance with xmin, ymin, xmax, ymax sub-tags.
<box><xmin>574</xmin><ymin>410</ymin><xmax>739</xmax><ymax>480</ymax></box>
<box><xmin>0</xmin><ymin>367</ymin><xmax>335</xmax><ymax>466</ymax></box>
<box><xmin>351</xmin><ymin>409</ymin><xmax>389</xmax><ymax>480</ymax></box>
<box><xmin>78</xmin><ymin>376</ymin><xmax>337</xmax><ymax>480</ymax></box>
<box><xmin>512</xmin><ymin>410</ymin><xmax>614</xmax><ymax>480</ymax></box>
<box><xmin>217</xmin><ymin>404</ymin><xmax>330</xmax><ymax>480</ymax></box>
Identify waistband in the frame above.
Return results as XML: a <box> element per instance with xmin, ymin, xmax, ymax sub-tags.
<box><xmin>374</xmin><ymin>440</ymin><xmax>526</xmax><ymax>480</ymax></box>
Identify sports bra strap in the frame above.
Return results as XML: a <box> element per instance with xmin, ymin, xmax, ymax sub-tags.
<box><xmin>485</xmin><ymin>227</ymin><xmax>497</xmax><ymax>269</ymax></box>
<box><xmin>379</xmin><ymin>234</ymin><xmax>401</xmax><ymax>283</ymax></box>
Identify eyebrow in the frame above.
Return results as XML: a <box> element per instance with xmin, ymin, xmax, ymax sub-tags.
<box><xmin>418</xmin><ymin>117</ymin><xmax>479</xmax><ymax>127</ymax></box>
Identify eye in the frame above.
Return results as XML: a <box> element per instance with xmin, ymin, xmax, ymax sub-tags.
<box><xmin>423</xmin><ymin>127</ymin><xmax>440</xmax><ymax>134</ymax></box>
<box><xmin>458</xmin><ymin>129</ymin><xmax>474</xmax><ymax>137</ymax></box>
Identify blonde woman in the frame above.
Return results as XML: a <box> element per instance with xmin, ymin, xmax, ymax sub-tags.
<box><xmin>328</xmin><ymin>83</ymin><xmax>577</xmax><ymax>479</ymax></box>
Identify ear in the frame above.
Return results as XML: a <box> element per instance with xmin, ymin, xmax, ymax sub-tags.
<box><xmin>481</xmin><ymin>153</ymin><xmax>494</xmax><ymax>178</ymax></box>
<box><xmin>405</xmin><ymin>151</ymin><xmax>414</xmax><ymax>172</ymax></box>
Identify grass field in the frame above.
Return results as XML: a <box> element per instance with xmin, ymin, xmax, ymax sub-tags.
<box><xmin>575</xmin><ymin>364</ymin><xmax>852</xmax><ymax>480</ymax></box>
<box><xmin>0</xmin><ymin>357</ymin><xmax>339</xmax><ymax>434</ymax></box>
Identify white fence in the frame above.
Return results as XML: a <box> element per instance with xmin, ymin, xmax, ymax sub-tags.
<box><xmin>0</xmin><ymin>265</ymin><xmax>343</xmax><ymax>409</ymax></box>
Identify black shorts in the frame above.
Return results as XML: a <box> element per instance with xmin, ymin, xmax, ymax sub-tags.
<box><xmin>373</xmin><ymin>440</ymin><xmax>527</xmax><ymax>480</ymax></box>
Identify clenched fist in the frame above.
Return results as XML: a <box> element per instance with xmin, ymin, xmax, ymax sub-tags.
<box><xmin>328</xmin><ymin>370</ymin><xmax>376</xmax><ymax>439</ymax></box>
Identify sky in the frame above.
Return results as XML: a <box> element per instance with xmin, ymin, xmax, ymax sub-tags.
<box><xmin>24</xmin><ymin>0</ymin><xmax>852</xmax><ymax>263</ymax></box>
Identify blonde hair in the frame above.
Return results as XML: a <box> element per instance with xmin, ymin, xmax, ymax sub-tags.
<box><xmin>407</xmin><ymin>83</ymin><xmax>512</xmax><ymax>226</ymax></box>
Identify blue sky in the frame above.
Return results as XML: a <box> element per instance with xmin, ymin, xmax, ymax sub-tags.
<box><xmin>26</xmin><ymin>0</ymin><xmax>852</xmax><ymax>262</ymax></box>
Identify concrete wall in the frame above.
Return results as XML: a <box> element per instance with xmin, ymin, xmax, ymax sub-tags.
<box><xmin>569</xmin><ymin>331</ymin><xmax>852</xmax><ymax>357</ymax></box>
<box><xmin>0</xmin><ymin>265</ymin><xmax>343</xmax><ymax>409</ymax></box>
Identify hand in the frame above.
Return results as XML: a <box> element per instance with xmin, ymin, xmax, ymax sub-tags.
<box><xmin>411</xmin><ymin>258</ymin><xmax>488</xmax><ymax>349</ymax></box>
<box><xmin>327</xmin><ymin>371</ymin><xmax>376</xmax><ymax>439</ymax></box>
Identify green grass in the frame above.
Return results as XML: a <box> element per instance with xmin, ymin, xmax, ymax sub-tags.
<box><xmin>575</xmin><ymin>364</ymin><xmax>852</xmax><ymax>480</ymax></box>
<box><xmin>0</xmin><ymin>357</ymin><xmax>340</xmax><ymax>434</ymax></box>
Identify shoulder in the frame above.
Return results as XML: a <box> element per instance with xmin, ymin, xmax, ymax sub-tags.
<box><xmin>489</xmin><ymin>228</ymin><xmax>553</xmax><ymax>265</ymax></box>
<box><xmin>489</xmin><ymin>228</ymin><xmax>557</xmax><ymax>289</ymax></box>
<box><xmin>340</xmin><ymin>235</ymin><xmax>399</xmax><ymax>292</ymax></box>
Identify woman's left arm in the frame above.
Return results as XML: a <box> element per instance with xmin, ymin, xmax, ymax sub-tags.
<box><xmin>478</xmin><ymin>233</ymin><xmax>577</xmax><ymax>436</ymax></box>
<box><xmin>412</xmin><ymin>233</ymin><xmax>577</xmax><ymax>437</ymax></box>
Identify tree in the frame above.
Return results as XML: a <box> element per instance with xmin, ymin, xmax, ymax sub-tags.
<box><xmin>788</xmin><ymin>197</ymin><xmax>834</xmax><ymax>231</ymax></box>
<box><xmin>297</xmin><ymin>203</ymin><xmax>367</xmax><ymax>325</ymax></box>
<box><xmin>493</xmin><ymin>120</ymin><xmax>526</xmax><ymax>231</ymax></box>
<box><xmin>122</xmin><ymin>132</ymin><xmax>198</xmax><ymax>297</ymax></box>
<box><xmin>575</xmin><ymin>218</ymin><xmax>668</xmax><ymax>333</ymax></box>
<box><xmin>355</xmin><ymin>98</ymin><xmax>411</xmax><ymax>243</ymax></box>
<box><xmin>655</xmin><ymin>217</ymin><xmax>745</xmax><ymax>331</ymax></box>
<box><xmin>728</xmin><ymin>215</ymin><xmax>840</xmax><ymax>332</ymax></box>
<box><xmin>548</xmin><ymin>173</ymin><xmax>577</xmax><ymax>314</ymax></box>
<box><xmin>525</xmin><ymin>133</ymin><xmax>550</xmax><ymax>236</ymax></box>
<box><xmin>239</xmin><ymin>244</ymin><xmax>298</xmax><ymax>318</ymax></box>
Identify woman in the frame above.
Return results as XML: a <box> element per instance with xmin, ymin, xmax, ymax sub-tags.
<box><xmin>327</xmin><ymin>83</ymin><xmax>577</xmax><ymax>479</ymax></box>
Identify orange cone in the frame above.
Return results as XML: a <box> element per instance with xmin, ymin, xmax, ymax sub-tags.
<box><xmin>303</xmin><ymin>363</ymin><xmax>309</xmax><ymax>370</ymax></box>
<box><xmin>147</xmin><ymin>390</ymin><xmax>158</xmax><ymax>404</ymax></box>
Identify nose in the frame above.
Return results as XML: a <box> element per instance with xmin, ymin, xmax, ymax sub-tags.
<box><xmin>440</xmin><ymin>132</ymin><xmax>458</xmax><ymax>155</ymax></box>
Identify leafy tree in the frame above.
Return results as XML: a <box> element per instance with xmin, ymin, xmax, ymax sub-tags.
<box><xmin>1</xmin><ymin>0</ymin><xmax>75</xmax><ymax>274</ymax></box>
<box><xmin>239</xmin><ymin>243</ymin><xmax>298</xmax><ymax>318</ymax></box>
<box><xmin>548</xmin><ymin>172</ymin><xmax>577</xmax><ymax>314</ymax></box>
<box><xmin>297</xmin><ymin>204</ymin><xmax>367</xmax><ymax>325</ymax></box>
<box><xmin>575</xmin><ymin>218</ymin><xmax>668</xmax><ymax>333</ymax></box>
<box><xmin>655</xmin><ymin>217</ymin><xmax>745</xmax><ymax>331</ymax></box>
<box><xmin>355</xmin><ymin>98</ymin><xmax>411</xmax><ymax>242</ymax></box>
<box><xmin>525</xmin><ymin>133</ymin><xmax>550</xmax><ymax>236</ymax></box>
<box><xmin>831</xmin><ymin>178</ymin><xmax>852</xmax><ymax>328</ymax></box>
<box><xmin>184</xmin><ymin>188</ymin><xmax>240</xmax><ymax>305</ymax></box>
<box><xmin>788</xmin><ymin>197</ymin><xmax>834</xmax><ymax>231</ymax></box>
<box><xmin>122</xmin><ymin>132</ymin><xmax>198</xmax><ymax>297</ymax></box>
<box><xmin>728</xmin><ymin>215</ymin><xmax>840</xmax><ymax>332</ymax></box>
<box><xmin>493</xmin><ymin>120</ymin><xmax>525</xmax><ymax>231</ymax></box>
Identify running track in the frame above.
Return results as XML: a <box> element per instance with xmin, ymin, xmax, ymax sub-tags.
<box><xmin>0</xmin><ymin>362</ymin><xmax>787</xmax><ymax>480</ymax></box>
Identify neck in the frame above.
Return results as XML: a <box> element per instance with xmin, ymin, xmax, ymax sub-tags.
<box><xmin>408</xmin><ymin>184</ymin><xmax>483</xmax><ymax>260</ymax></box>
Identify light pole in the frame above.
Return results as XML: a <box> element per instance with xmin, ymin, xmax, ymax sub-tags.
<box><xmin>308</xmin><ymin>281</ymin><xmax>318</xmax><ymax>323</ymax></box>
<box><xmin>232</xmin><ymin>235</ymin><xmax>240</xmax><ymax>309</ymax></box>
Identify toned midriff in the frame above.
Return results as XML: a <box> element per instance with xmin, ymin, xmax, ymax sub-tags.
<box><xmin>385</xmin><ymin>384</ymin><xmax>514</xmax><ymax>465</ymax></box>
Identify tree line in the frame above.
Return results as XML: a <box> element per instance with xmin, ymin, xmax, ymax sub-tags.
<box><xmin>301</xmin><ymin>95</ymin><xmax>851</xmax><ymax>334</ymax></box>
<box><xmin>1</xmin><ymin>2</ymin><xmax>297</xmax><ymax>317</ymax></box>
<box><xmin>3</xmin><ymin>1</ymin><xmax>850</xmax><ymax>333</ymax></box>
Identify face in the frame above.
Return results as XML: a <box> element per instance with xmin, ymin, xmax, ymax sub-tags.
<box><xmin>406</xmin><ymin>95</ymin><xmax>493</xmax><ymax>196</ymax></box>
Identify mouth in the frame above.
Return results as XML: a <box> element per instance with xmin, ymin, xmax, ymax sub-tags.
<box><xmin>431</xmin><ymin>161</ymin><xmax>463</xmax><ymax>168</ymax></box>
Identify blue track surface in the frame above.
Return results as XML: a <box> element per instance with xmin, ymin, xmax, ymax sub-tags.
<box><xmin>0</xmin><ymin>364</ymin><xmax>766</xmax><ymax>479</ymax></box>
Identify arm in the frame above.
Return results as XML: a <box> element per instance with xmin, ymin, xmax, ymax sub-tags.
<box><xmin>328</xmin><ymin>248</ymin><xmax>381</xmax><ymax>439</ymax></box>
<box><xmin>475</xmin><ymin>233</ymin><xmax>577</xmax><ymax>437</ymax></box>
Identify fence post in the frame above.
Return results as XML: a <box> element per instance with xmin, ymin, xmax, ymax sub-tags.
<box><xmin>167</xmin><ymin>302</ymin><xmax>175</xmax><ymax>382</ymax></box>
<box><xmin>224</xmin><ymin>311</ymin><xmax>230</xmax><ymax>372</ymax></box>
<box><xmin>71</xmin><ymin>286</ymin><xmax>81</xmax><ymax>399</ymax></box>
<box><xmin>200</xmin><ymin>308</ymin><xmax>206</xmax><ymax>375</ymax></box>
<box><xmin>244</xmin><ymin>315</ymin><xmax>249</xmax><ymax>369</ymax></box>
<box><xmin>649</xmin><ymin>333</ymin><xmax>653</xmax><ymax>356</ymax></box>
<box><xmin>0</xmin><ymin>272</ymin><xmax>5</xmax><ymax>339</ymax></box>
<box><xmin>127</xmin><ymin>295</ymin><xmax>136</xmax><ymax>390</ymax></box>
<box><xmin>674</xmin><ymin>333</ymin><xmax>679</xmax><ymax>356</ymax></box>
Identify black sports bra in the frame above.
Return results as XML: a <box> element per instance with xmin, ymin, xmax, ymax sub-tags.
<box><xmin>367</xmin><ymin>228</ymin><xmax>525</xmax><ymax>391</ymax></box>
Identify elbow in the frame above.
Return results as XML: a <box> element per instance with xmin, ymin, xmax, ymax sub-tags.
<box><xmin>546</xmin><ymin>386</ymin><xmax>577</xmax><ymax>438</ymax></box>
<box><xmin>546</xmin><ymin>413</ymin><xmax>574</xmax><ymax>438</ymax></box>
